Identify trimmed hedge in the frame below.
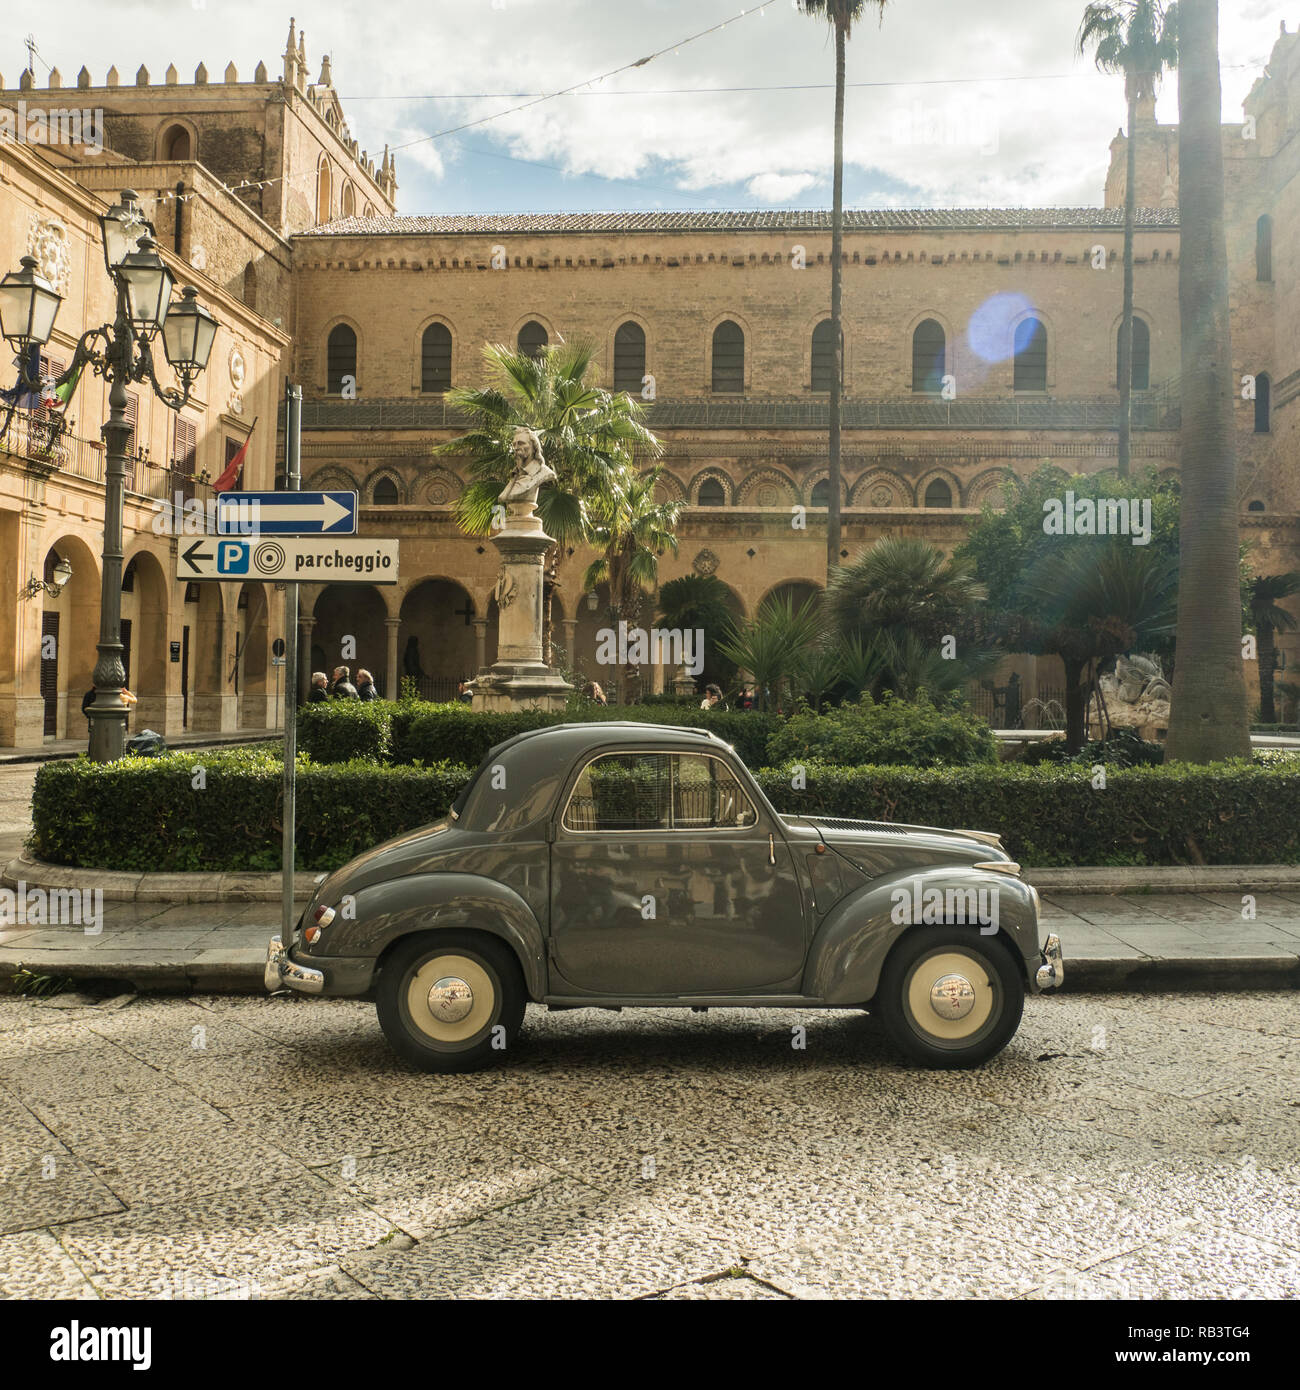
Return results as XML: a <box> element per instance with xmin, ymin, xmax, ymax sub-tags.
<box><xmin>299</xmin><ymin>699</ymin><xmax>777</xmax><ymax>770</ymax></box>
<box><xmin>29</xmin><ymin>749</ymin><xmax>1300</xmax><ymax>872</ymax></box>
<box><xmin>30</xmin><ymin>748</ymin><xmax>470</xmax><ymax>873</ymax></box>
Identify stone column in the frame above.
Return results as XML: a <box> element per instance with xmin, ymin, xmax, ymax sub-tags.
<box><xmin>561</xmin><ymin>618</ymin><xmax>578</xmax><ymax>672</ymax></box>
<box><xmin>472</xmin><ymin>617</ymin><xmax>488</xmax><ymax>675</ymax></box>
<box><xmin>298</xmin><ymin>615</ymin><xmax>315</xmax><ymax>704</ymax></box>
<box><xmin>385</xmin><ymin>617</ymin><xmax>401</xmax><ymax>699</ymax></box>
<box><xmin>472</xmin><ymin>500</ymin><xmax>572</xmax><ymax>712</ymax></box>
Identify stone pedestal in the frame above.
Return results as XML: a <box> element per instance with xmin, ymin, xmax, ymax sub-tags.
<box><xmin>472</xmin><ymin>501</ymin><xmax>572</xmax><ymax>712</ymax></box>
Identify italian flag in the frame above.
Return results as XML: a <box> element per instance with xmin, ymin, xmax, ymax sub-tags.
<box><xmin>212</xmin><ymin>417</ymin><xmax>258</xmax><ymax>492</ymax></box>
<box><xmin>53</xmin><ymin>361</ymin><xmax>82</xmax><ymax>407</ymax></box>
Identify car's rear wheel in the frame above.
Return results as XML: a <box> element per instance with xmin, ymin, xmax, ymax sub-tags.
<box><xmin>376</xmin><ymin>932</ymin><xmax>525</xmax><ymax>1073</ymax></box>
<box><xmin>875</xmin><ymin>929</ymin><xmax>1024</xmax><ymax>1068</ymax></box>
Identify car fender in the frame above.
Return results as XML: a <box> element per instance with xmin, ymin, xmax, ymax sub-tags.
<box><xmin>315</xmin><ymin>872</ymin><xmax>548</xmax><ymax>1000</ymax></box>
<box><xmin>804</xmin><ymin>866</ymin><xmax>1040</xmax><ymax>1006</ymax></box>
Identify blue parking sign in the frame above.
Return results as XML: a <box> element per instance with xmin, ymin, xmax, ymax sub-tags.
<box><xmin>217</xmin><ymin>541</ymin><xmax>250</xmax><ymax>575</ymax></box>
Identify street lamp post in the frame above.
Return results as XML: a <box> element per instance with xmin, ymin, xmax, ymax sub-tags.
<box><xmin>0</xmin><ymin>190</ymin><xmax>217</xmax><ymax>762</ymax></box>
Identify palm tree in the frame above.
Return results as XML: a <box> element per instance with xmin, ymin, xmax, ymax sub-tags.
<box><xmin>582</xmin><ymin>466</ymin><xmax>684</xmax><ymax>702</ymax></box>
<box><xmin>656</xmin><ymin>574</ymin><xmax>739</xmax><ymax>695</ymax></box>
<box><xmin>1247</xmin><ymin>572</ymin><xmax>1300</xmax><ymax>724</ymax></box>
<box><xmin>1164</xmin><ymin>0</ymin><xmax>1252</xmax><ymax>762</ymax></box>
<box><xmin>717</xmin><ymin>593</ymin><xmax>824</xmax><ymax>712</ymax></box>
<box><xmin>1026</xmin><ymin>541</ymin><xmax>1179</xmax><ymax>752</ymax></box>
<box><xmin>798</xmin><ymin>1</ymin><xmax>888</xmax><ymax>580</ymax></box>
<box><xmin>1077</xmin><ymin>2</ymin><xmax>1179</xmax><ymax>480</ymax></box>
<box><xmin>441</xmin><ymin>338</ymin><xmax>661</xmax><ymax>654</ymax></box>
<box><xmin>825</xmin><ymin>535</ymin><xmax>986</xmax><ymax>646</ymax></box>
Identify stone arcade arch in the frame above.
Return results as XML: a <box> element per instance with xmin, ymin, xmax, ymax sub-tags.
<box><xmin>36</xmin><ymin>534</ymin><xmax>101</xmax><ymax>741</ymax></box>
<box><xmin>120</xmin><ymin>546</ymin><xmax>170</xmax><ymax>733</ymax></box>
<box><xmin>313</xmin><ymin>584</ymin><xmax>393</xmax><ymax>696</ymax></box>
<box><xmin>398</xmin><ymin>578</ymin><xmax>478</xmax><ymax>701</ymax></box>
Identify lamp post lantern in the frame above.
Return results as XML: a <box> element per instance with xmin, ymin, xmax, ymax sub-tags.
<box><xmin>0</xmin><ymin>189</ymin><xmax>218</xmax><ymax>761</ymax></box>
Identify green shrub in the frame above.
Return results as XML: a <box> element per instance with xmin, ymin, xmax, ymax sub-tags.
<box><xmin>29</xmin><ymin>748</ymin><xmax>470</xmax><ymax>873</ymax></box>
<box><xmin>1021</xmin><ymin>728</ymin><xmax>1164</xmax><ymax>767</ymax></box>
<box><xmin>297</xmin><ymin>699</ymin><xmax>394</xmax><ymax>763</ymax></box>
<box><xmin>766</xmin><ymin>693</ymin><xmax>997</xmax><ymax>769</ymax></box>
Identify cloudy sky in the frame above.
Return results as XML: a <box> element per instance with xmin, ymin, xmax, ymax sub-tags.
<box><xmin>3</xmin><ymin>0</ymin><xmax>1285</xmax><ymax>216</ymax></box>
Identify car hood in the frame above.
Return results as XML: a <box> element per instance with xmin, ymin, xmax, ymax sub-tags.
<box><xmin>310</xmin><ymin>819</ymin><xmax>454</xmax><ymax>908</ymax></box>
<box><xmin>781</xmin><ymin>814</ymin><xmax>1014</xmax><ymax>873</ymax></box>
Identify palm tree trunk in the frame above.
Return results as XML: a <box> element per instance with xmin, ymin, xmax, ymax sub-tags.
<box><xmin>1064</xmin><ymin>656</ymin><xmax>1088</xmax><ymax>754</ymax></box>
<box><xmin>826</xmin><ymin>17</ymin><xmax>846</xmax><ymax>581</ymax></box>
<box><xmin>1165</xmin><ymin>0</ymin><xmax>1252</xmax><ymax>762</ymax></box>
<box><xmin>1118</xmin><ymin>80</ymin><xmax>1138</xmax><ymax>480</ymax></box>
<box><xmin>1259</xmin><ymin>625</ymin><xmax>1277</xmax><ymax>723</ymax></box>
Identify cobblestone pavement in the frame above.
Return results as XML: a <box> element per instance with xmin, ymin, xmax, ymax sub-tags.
<box><xmin>0</xmin><ymin>987</ymin><xmax>1296</xmax><ymax>1299</ymax></box>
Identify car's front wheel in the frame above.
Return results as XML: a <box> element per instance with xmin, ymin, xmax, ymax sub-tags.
<box><xmin>875</xmin><ymin>928</ymin><xmax>1024</xmax><ymax>1069</ymax></box>
<box><xmin>376</xmin><ymin>932</ymin><xmax>526</xmax><ymax>1073</ymax></box>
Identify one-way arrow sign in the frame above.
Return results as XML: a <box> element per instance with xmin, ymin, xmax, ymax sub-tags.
<box><xmin>216</xmin><ymin>491</ymin><xmax>357</xmax><ymax>535</ymax></box>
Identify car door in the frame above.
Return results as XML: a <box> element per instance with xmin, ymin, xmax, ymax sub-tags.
<box><xmin>548</xmin><ymin>748</ymin><xmax>807</xmax><ymax>995</ymax></box>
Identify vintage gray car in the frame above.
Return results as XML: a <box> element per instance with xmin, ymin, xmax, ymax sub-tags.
<box><xmin>265</xmin><ymin>723</ymin><xmax>1063</xmax><ymax>1071</ymax></box>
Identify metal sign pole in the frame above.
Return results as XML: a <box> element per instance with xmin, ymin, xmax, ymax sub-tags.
<box><xmin>281</xmin><ymin>383</ymin><xmax>302</xmax><ymax>947</ymax></box>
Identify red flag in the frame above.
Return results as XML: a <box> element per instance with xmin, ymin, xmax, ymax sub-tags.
<box><xmin>212</xmin><ymin>417</ymin><xmax>258</xmax><ymax>492</ymax></box>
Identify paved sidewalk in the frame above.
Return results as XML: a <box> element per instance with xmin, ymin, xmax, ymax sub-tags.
<box><xmin>2</xmin><ymin>891</ymin><xmax>1299</xmax><ymax>993</ymax></box>
<box><xmin>0</xmin><ymin>728</ymin><xmax>279</xmax><ymax>765</ymax></box>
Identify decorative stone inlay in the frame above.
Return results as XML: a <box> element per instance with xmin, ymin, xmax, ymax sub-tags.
<box><xmin>26</xmin><ymin>215</ymin><xmax>70</xmax><ymax>294</ymax></box>
<box><xmin>693</xmin><ymin>549</ymin><xmax>719</xmax><ymax>576</ymax></box>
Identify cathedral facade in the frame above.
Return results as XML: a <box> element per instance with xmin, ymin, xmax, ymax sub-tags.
<box><xmin>0</xmin><ymin>20</ymin><xmax>1296</xmax><ymax>746</ymax></box>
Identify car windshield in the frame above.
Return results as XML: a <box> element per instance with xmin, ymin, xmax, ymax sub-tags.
<box><xmin>449</xmin><ymin>746</ymin><xmax>497</xmax><ymax>820</ymax></box>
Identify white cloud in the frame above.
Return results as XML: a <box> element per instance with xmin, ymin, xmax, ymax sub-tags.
<box><xmin>746</xmin><ymin>171</ymin><xmax>818</xmax><ymax>202</ymax></box>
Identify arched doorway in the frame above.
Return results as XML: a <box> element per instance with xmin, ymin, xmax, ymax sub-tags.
<box><xmin>36</xmin><ymin>535</ymin><xmax>100</xmax><ymax>740</ymax></box>
<box><xmin>313</xmin><ymin>584</ymin><xmax>390</xmax><ymax>695</ymax></box>
<box><xmin>190</xmin><ymin>584</ymin><xmax>226</xmax><ymax>731</ymax></box>
<box><xmin>760</xmin><ymin>579</ymin><xmax>823</xmax><ymax>616</ymax></box>
<box><xmin>237</xmin><ymin>582</ymin><xmax>271</xmax><ymax>728</ymax></box>
<box><xmin>399</xmin><ymin>579</ymin><xmax>477</xmax><ymax>702</ymax></box>
<box><xmin>121</xmin><ymin>547</ymin><xmax>170</xmax><ymax>733</ymax></box>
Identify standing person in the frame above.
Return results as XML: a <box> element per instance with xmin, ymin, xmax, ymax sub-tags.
<box><xmin>700</xmin><ymin>683</ymin><xmax>727</xmax><ymax>711</ymax></box>
<box><xmin>331</xmin><ymin>665</ymin><xmax>359</xmax><ymax>700</ymax></box>
<box><xmin>583</xmin><ymin>680</ymin><xmax>608</xmax><ymax>706</ymax></box>
<box><xmin>355</xmin><ymin>668</ymin><xmax>378</xmax><ymax>701</ymax></box>
<box><xmin>307</xmin><ymin>672</ymin><xmax>330</xmax><ymax>703</ymax></box>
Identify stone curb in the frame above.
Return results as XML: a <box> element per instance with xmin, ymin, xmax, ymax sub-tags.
<box><xmin>0</xmin><ymin>732</ymin><xmax>280</xmax><ymax>766</ymax></box>
<box><xmin>2</xmin><ymin>855</ymin><xmax>323</xmax><ymax>903</ymax></box>
<box><xmin>6</xmin><ymin>853</ymin><xmax>1300</xmax><ymax>903</ymax></box>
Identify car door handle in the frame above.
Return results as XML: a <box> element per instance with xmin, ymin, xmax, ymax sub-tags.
<box><xmin>768</xmin><ymin>833</ymin><xmax>776</xmax><ymax>865</ymax></box>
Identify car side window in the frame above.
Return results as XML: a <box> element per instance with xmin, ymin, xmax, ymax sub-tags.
<box><xmin>563</xmin><ymin>752</ymin><xmax>757</xmax><ymax>832</ymax></box>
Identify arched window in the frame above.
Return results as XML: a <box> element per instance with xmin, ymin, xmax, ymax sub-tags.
<box><xmin>712</xmin><ymin>320</ymin><xmax>745</xmax><ymax>393</ymax></box>
<box><xmin>697</xmin><ymin>479</ymin><xmax>726</xmax><ymax>506</ymax></box>
<box><xmin>341</xmin><ymin>182</ymin><xmax>356</xmax><ymax>218</ymax></box>
<box><xmin>810</xmin><ymin>319</ymin><xmax>842</xmax><ymax>391</ymax></box>
<box><xmin>1255</xmin><ymin>373</ymin><xmax>1271</xmax><ymax>433</ymax></box>
<box><xmin>315</xmin><ymin>158</ymin><xmax>333</xmax><ymax>224</ymax></box>
<box><xmin>327</xmin><ymin>324</ymin><xmax>356</xmax><ymax>394</ymax></box>
<box><xmin>242</xmin><ymin>260</ymin><xmax>256</xmax><ymax>310</ymax></box>
<box><xmin>613</xmin><ymin>321</ymin><xmax>646</xmax><ymax>393</ymax></box>
<box><xmin>372</xmin><ymin>477</ymin><xmax>399</xmax><ymax>505</ymax></box>
<box><xmin>1013</xmin><ymin>316</ymin><xmax>1047</xmax><ymax>391</ymax></box>
<box><xmin>421</xmin><ymin>323</ymin><xmax>452</xmax><ymax>393</ymax></box>
<box><xmin>1119</xmin><ymin>317</ymin><xmax>1151</xmax><ymax>391</ymax></box>
<box><xmin>163</xmin><ymin>125</ymin><xmax>191</xmax><ymax>161</ymax></box>
<box><xmin>517</xmin><ymin>320</ymin><xmax>548</xmax><ymax>359</ymax></box>
<box><xmin>1247</xmin><ymin>499</ymin><xmax>1266</xmax><ymax>512</ymax></box>
<box><xmin>810</xmin><ymin>479</ymin><xmax>830</xmax><ymax>507</ymax></box>
<box><xmin>1257</xmin><ymin>214</ymin><xmax>1273</xmax><ymax>283</ymax></box>
<box><xmin>924</xmin><ymin>479</ymin><xmax>953</xmax><ymax>508</ymax></box>
<box><xmin>911</xmin><ymin>318</ymin><xmax>946</xmax><ymax>393</ymax></box>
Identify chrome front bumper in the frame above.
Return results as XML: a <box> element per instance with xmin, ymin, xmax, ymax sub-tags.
<box><xmin>264</xmin><ymin>934</ymin><xmax>325</xmax><ymax>996</ymax></box>
<box><xmin>1035</xmin><ymin>933</ymin><xmax>1064</xmax><ymax>990</ymax></box>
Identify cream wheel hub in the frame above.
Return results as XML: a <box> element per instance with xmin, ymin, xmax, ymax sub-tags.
<box><xmin>907</xmin><ymin>950</ymin><xmax>995</xmax><ymax>1040</ymax></box>
<box><xmin>406</xmin><ymin>954</ymin><xmax>494</xmax><ymax>1044</ymax></box>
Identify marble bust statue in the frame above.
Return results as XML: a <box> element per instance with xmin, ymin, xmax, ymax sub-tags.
<box><xmin>499</xmin><ymin>426</ymin><xmax>557</xmax><ymax>505</ymax></box>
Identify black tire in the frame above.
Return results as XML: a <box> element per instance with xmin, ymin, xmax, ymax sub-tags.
<box><xmin>376</xmin><ymin>932</ymin><xmax>526</xmax><ymax>1073</ymax></box>
<box><xmin>875</xmin><ymin>928</ymin><xmax>1024</xmax><ymax>1069</ymax></box>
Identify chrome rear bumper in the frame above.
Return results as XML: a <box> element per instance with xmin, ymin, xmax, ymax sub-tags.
<box><xmin>264</xmin><ymin>934</ymin><xmax>325</xmax><ymax>996</ymax></box>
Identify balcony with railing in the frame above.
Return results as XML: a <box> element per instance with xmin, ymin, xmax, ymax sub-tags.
<box><xmin>1</xmin><ymin>406</ymin><xmax>214</xmax><ymax>506</ymax></box>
